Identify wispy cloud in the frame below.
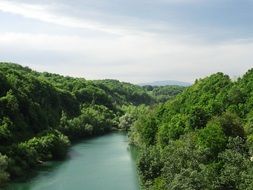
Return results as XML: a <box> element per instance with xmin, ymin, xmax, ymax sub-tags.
<box><xmin>0</xmin><ymin>0</ymin><xmax>252</xmax><ymax>82</ymax></box>
<box><xmin>0</xmin><ymin>0</ymin><xmax>202</xmax><ymax>37</ymax></box>
<box><xmin>0</xmin><ymin>0</ymin><xmax>128</xmax><ymax>34</ymax></box>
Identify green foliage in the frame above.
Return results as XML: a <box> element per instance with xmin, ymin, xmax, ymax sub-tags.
<box><xmin>3</xmin><ymin>62</ymin><xmax>253</xmax><ymax>189</ymax></box>
<box><xmin>60</xmin><ymin>105</ymin><xmax>116</xmax><ymax>138</ymax></box>
<box><xmin>138</xmin><ymin>146</ymin><xmax>163</xmax><ymax>183</ymax></box>
<box><xmin>197</xmin><ymin>121</ymin><xmax>227</xmax><ymax>156</ymax></box>
<box><xmin>149</xmin><ymin>177</ymin><xmax>167</xmax><ymax>190</ymax></box>
<box><xmin>216</xmin><ymin>112</ymin><xmax>245</xmax><ymax>138</ymax></box>
<box><xmin>188</xmin><ymin>106</ymin><xmax>209</xmax><ymax>129</ymax></box>
<box><xmin>126</xmin><ymin>105</ymin><xmax>151</xmax><ymax>145</ymax></box>
<box><xmin>135</xmin><ymin>111</ymin><xmax>158</xmax><ymax>146</ymax></box>
<box><xmin>0</xmin><ymin>117</ymin><xmax>13</xmax><ymax>145</ymax></box>
<box><xmin>119</xmin><ymin>113</ymin><xmax>134</xmax><ymax>131</ymax></box>
<box><xmin>161</xmin><ymin>134</ymin><xmax>205</xmax><ymax>187</ymax></box>
<box><xmin>87</xmin><ymin>79</ymin><xmax>155</xmax><ymax>106</ymax></box>
<box><xmin>143</xmin><ymin>85</ymin><xmax>186</xmax><ymax>103</ymax></box>
<box><xmin>7</xmin><ymin>130</ymin><xmax>70</xmax><ymax>177</ymax></box>
<box><xmin>0</xmin><ymin>154</ymin><xmax>9</xmax><ymax>186</ymax></box>
<box><xmin>129</xmin><ymin>70</ymin><xmax>253</xmax><ymax>190</ymax></box>
<box><xmin>25</xmin><ymin>130</ymin><xmax>70</xmax><ymax>160</ymax></box>
<box><xmin>0</xmin><ymin>64</ymin><xmax>112</xmax><ymax>179</ymax></box>
<box><xmin>215</xmin><ymin>137</ymin><xmax>253</xmax><ymax>190</ymax></box>
<box><xmin>0</xmin><ymin>63</ymin><xmax>182</xmax><ymax>185</ymax></box>
<box><xmin>158</xmin><ymin>114</ymin><xmax>187</xmax><ymax>146</ymax></box>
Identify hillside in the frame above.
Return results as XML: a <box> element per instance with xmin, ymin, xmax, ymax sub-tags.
<box><xmin>130</xmin><ymin>70</ymin><xmax>253</xmax><ymax>190</ymax></box>
<box><xmin>139</xmin><ymin>80</ymin><xmax>191</xmax><ymax>87</ymax></box>
<box><xmin>0</xmin><ymin>62</ymin><xmax>184</xmax><ymax>186</ymax></box>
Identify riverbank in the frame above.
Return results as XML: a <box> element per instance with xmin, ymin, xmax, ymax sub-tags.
<box><xmin>3</xmin><ymin>133</ymin><xmax>140</xmax><ymax>190</ymax></box>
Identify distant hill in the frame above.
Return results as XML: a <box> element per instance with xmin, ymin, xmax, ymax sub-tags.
<box><xmin>138</xmin><ymin>80</ymin><xmax>191</xmax><ymax>87</ymax></box>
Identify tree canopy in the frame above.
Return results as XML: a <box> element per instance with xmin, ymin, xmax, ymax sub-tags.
<box><xmin>130</xmin><ymin>70</ymin><xmax>253</xmax><ymax>190</ymax></box>
<box><xmin>0</xmin><ymin>62</ymin><xmax>183</xmax><ymax>186</ymax></box>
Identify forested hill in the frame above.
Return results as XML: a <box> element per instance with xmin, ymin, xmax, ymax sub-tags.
<box><xmin>0</xmin><ymin>62</ymin><xmax>184</xmax><ymax>186</ymax></box>
<box><xmin>130</xmin><ymin>69</ymin><xmax>253</xmax><ymax>190</ymax></box>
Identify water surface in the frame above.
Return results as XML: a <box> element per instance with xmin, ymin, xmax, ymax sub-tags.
<box><xmin>5</xmin><ymin>132</ymin><xmax>140</xmax><ymax>190</ymax></box>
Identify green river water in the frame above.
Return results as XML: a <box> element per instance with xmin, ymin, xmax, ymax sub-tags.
<box><xmin>4</xmin><ymin>132</ymin><xmax>140</xmax><ymax>190</ymax></box>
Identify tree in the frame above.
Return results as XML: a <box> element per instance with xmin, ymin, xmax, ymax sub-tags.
<box><xmin>217</xmin><ymin>112</ymin><xmax>244</xmax><ymax>138</ymax></box>
<box><xmin>197</xmin><ymin>120</ymin><xmax>227</xmax><ymax>156</ymax></box>
<box><xmin>158</xmin><ymin>114</ymin><xmax>187</xmax><ymax>147</ymax></box>
<box><xmin>188</xmin><ymin>106</ymin><xmax>209</xmax><ymax>129</ymax></box>
<box><xmin>0</xmin><ymin>154</ymin><xmax>9</xmax><ymax>186</ymax></box>
<box><xmin>119</xmin><ymin>113</ymin><xmax>135</xmax><ymax>131</ymax></box>
<box><xmin>136</xmin><ymin>112</ymin><xmax>158</xmax><ymax>145</ymax></box>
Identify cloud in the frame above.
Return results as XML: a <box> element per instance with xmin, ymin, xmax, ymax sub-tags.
<box><xmin>154</xmin><ymin>0</ymin><xmax>205</xmax><ymax>4</ymax></box>
<box><xmin>0</xmin><ymin>0</ymin><xmax>202</xmax><ymax>38</ymax></box>
<box><xmin>0</xmin><ymin>32</ymin><xmax>252</xmax><ymax>83</ymax></box>
<box><xmin>0</xmin><ymin>0</ymin><xmax>252</xmax><ymax>83</ymax></box>
<box><xmin>0</xmin><ymin>0</ymin><xmax>128</xmax><ymax>34</ymax></box>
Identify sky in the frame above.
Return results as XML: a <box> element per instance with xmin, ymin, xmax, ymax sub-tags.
<box><xmin>0</xmin><ymin>0</ymin><xmax>253</xmax><ymax>83</ymax></box>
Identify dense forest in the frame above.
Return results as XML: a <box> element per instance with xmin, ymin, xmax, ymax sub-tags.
<box><xmin>0</xmin><ymin>63</ymin><xmax>184</xmax><ymax>186</ymax></box>
<box><xmin>5</xmin><ymin>62</ymin><xmax>253</xmax><ymax>190</ymax></box>
<box><xmin>129</xmin><ymin>70</ymin><xmax>253</xmax><ymax>190</ymax></box>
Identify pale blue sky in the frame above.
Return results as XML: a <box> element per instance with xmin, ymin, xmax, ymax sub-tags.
<box><xmin>0</xmin><ymin>0</ymin><xmax>252</xmax><ymax>83</ymax></box>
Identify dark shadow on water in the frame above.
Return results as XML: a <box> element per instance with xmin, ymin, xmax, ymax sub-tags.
<box><xmin>127</xmin><ymin>144</ymin><xmax>141</xmax><ymax>190</ymax></box>
<box><xmin>3</xmin><ymin>156</ymin><xmax>71</xmax><ymax>190</ymax></box>
<box><xmin>128</xmin><ymin>145</ymin><xmax>139</xmax><ymax>162</ymax></box>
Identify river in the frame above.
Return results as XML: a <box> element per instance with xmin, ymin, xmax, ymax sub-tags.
<box><xmin>4</xmin><ymin>132</ymin><xmax>140</xmax><ymax>190</ymax></box>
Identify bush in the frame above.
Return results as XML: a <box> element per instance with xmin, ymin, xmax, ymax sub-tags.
<box><xmin>0</xmin><ymin>154</ymin><xmax>9</xmax><ymax>186</ymax></box>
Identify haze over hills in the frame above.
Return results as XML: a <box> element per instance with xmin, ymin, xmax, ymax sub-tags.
<box><xmin>138</xmin><ymin>80</ymin><xmax>191</xmax><ymax>87</ymax></box>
